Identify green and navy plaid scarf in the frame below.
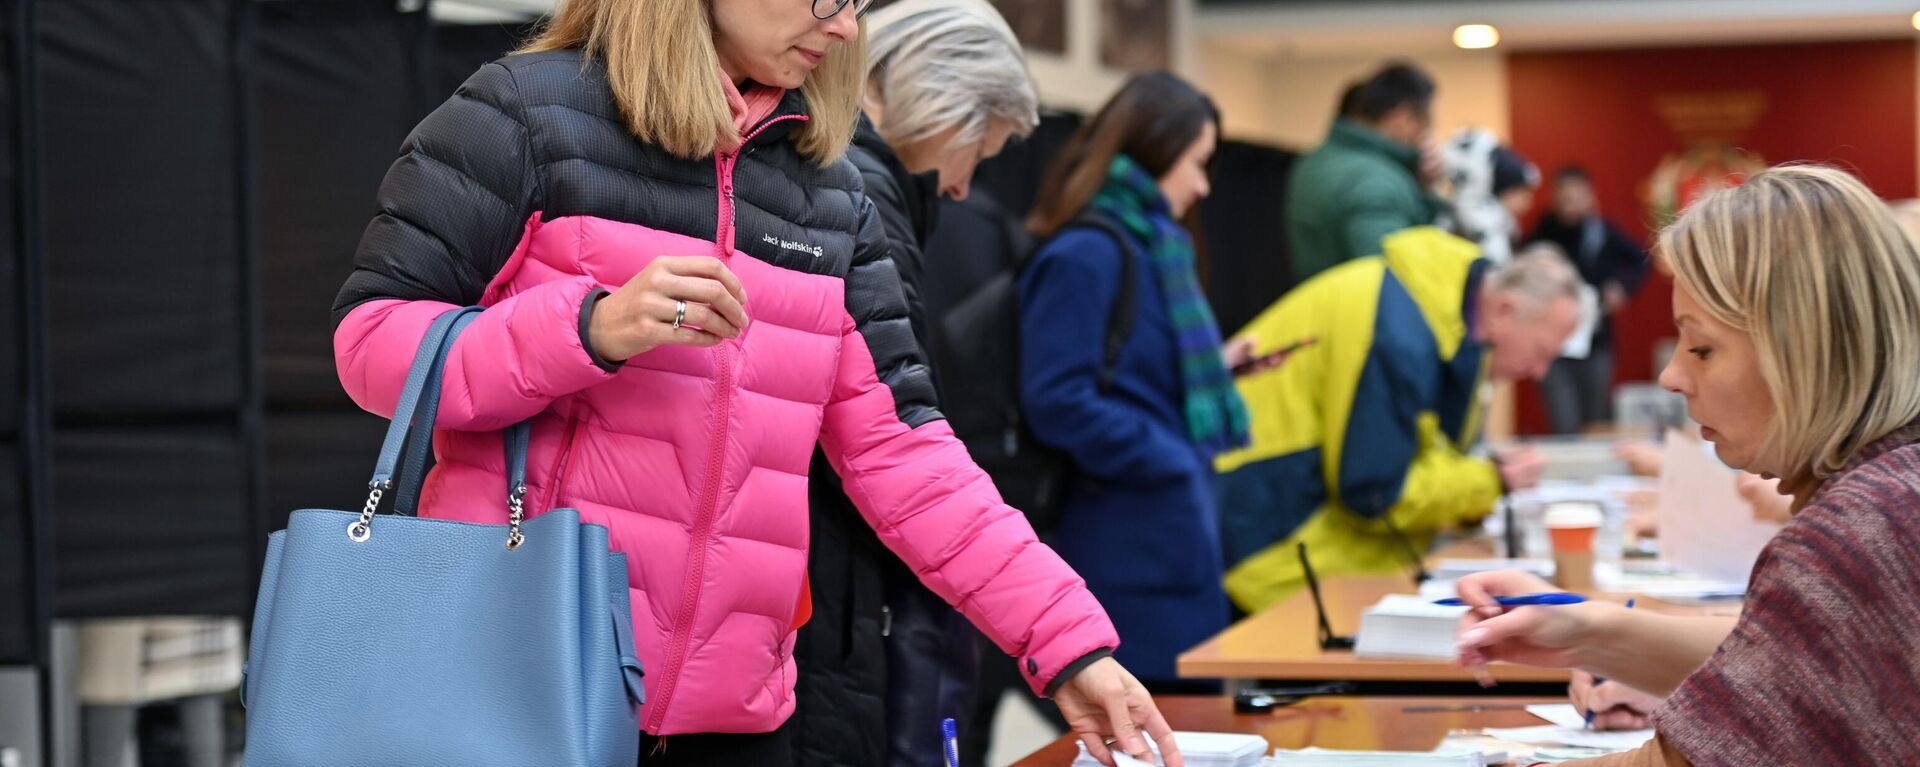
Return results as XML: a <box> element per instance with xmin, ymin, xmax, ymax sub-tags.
<box><xmin>1091</xmin><ymin>154</ymin><xmax>1250</xmax><ymax>454</ymax></box>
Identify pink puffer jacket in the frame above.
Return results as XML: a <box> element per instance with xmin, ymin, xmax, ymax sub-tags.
<box><xmin>332</xmin><ymin>52</ymin><xmax>1118</xmax><ymax>736</ymax></box>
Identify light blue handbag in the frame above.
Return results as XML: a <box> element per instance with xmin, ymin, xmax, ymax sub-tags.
<box><xmin>243</xmin><ymin>306</ymin><xmax>645</xmax><ymax>766</ymax></box>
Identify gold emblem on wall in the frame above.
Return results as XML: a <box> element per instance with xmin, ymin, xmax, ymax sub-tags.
<box><xmin>1643</xmin><ymin>90</ymin><xmax>1769</xmax><ymax>228</ymax></box>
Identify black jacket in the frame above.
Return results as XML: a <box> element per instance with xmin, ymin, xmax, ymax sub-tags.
<box><xmin>794</xmin><ymin>116</ymin><xmax>977</xmax><ymax>767</ymax></box>
<box><xmin>1524</xmin><ymin>212</ymin><xmax>1649</xmax><ymax>348</ymax></box>
<box><xmin>334</xmin><ymin>51</ymin><xmax>939</xmax><ymax>430</ymax></box>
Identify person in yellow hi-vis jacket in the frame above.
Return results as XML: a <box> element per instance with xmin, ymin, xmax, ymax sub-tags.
<box><xmin>1216</xmin><ymin>228</ymin><xmax>1584</xmax><ymax>613</ymax></box>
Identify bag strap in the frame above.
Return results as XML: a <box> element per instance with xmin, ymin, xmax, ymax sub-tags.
<box><xmin>351</xmin><ymin>306</ymin><xmax>531</xmax><ymax>549</ymax></box>
<box><xmin>390</xmin><ymin>309</ymin><xmax>482</xmax><ymax>516</ymax></box>
<box><xmin>1068</xmin><ymin>213</ymin><xmax>1140</xmax><ymax>394</ymax></box>
<box><xmin>369</xmin><ymin>306</ymin><xmax>479</xmax><ymax>490</ymax></box>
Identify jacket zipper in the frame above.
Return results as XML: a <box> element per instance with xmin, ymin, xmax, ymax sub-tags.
<box><xmin>645</xmin><ymin>113</ymin><xmax>806</xmax><ymax>733</ymax></box>
<box><xmin>542</xmin><ymin>401</ymin><xmax>583</xmax><ymax>513</ymax></box>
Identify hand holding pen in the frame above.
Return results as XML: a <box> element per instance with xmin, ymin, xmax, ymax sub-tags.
<box><xmin>1569</xmin><ymin>669</ymin><xmax>1660</xmax><ymax>731</ymax></box>
<box><xmin>1450</xmin><ymin>570</ymin><xmax>1611</xmax><ymax>680</ymax></box>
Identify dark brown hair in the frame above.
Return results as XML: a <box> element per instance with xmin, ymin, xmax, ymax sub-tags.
<box><xmin>1027</xmin><ymin>70</ymin><xmax>1220</xmax><ymax>237</ymax></box>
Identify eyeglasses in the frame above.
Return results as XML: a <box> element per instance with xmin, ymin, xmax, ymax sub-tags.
<box><xmin>812</xmin><ymin>0</ymin><xmax>876</xmax><ymax>20</ymax></box>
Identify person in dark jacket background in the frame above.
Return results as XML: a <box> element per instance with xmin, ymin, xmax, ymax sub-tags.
<box><xmin>1019</xmin><ymin>71</ymin><xmax>1256</xmax><ymax>694</ymax></box>
<box><xmin>1286</xmin><ymin>62</ymin><xmax>1443</xmax><ymax>282</ymax></box>
<box><xmin>793</xmin><ymin>2</ymin><xmax>1041</xmax><ymax>765</ymax></box>
<box><xmin>1525</xmin><ymin>166</ymin><xmax>1650</xmax><ymax>434</ymax></box>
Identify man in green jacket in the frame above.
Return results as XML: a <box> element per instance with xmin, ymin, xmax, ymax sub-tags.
<box><xmin>1287</xmin><ymin>62</ymin><xmax>1441</xmax><ymax>282</ymax></box>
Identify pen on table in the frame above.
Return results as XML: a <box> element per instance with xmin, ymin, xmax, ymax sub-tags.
<box><xmin>1584</xmin><ymin>598</ymin><xmax>1636</xmax><ymax>730</ymax></box>
<box><xmin>941</xmin><ymin>717</ymin><xmax>959</xmax><ymax>767</ymax></box>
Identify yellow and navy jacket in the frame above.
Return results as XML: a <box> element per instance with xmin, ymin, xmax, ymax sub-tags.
<box><xmin>1216</xmin><ymin>227</ymin><xmax>1502</xmax><ymax>613</ymax></box>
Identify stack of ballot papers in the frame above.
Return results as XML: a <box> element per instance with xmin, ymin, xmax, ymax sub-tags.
<box><xmin>1267</xmin><ymin>747</ymin><xmax>1489</xmax><ymax>766</ymax></box>
<box><xmin>1072</xmin><ymin>731</ymin><xmax>1267</xmax><ymax>767</ymax></box>
<box><xmin>1352</xmin><ymin>594</ymin><xmax>1467</xmax><ymax>658</ymax></box>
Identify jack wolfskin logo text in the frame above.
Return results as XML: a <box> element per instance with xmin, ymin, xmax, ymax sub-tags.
<box><xmin>763</xmin><ymin>234</ymin><xmax>824</xmax><ymax>259</ymax></box>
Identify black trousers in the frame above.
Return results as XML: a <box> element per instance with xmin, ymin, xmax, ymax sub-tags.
<box><xmin>640</xmin><ymin>722</ymin><xmax>792</xmax><ymax>766</ymax></box>
<box><xmin>1540</xmin><ymin>343</ymin><xmax>1615</xmax><ymax>435</ymax></box>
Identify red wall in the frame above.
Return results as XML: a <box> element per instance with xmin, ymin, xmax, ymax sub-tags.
<box><xmin>1506</xmin><ymin>39</ymin><xmax>1917</xmax><ymax>434</ymax></box>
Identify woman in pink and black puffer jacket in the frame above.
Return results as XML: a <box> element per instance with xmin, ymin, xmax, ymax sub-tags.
<box><xmin>329</xmin><ymin>0</ymin><xmax>1179</xmax><ymax>764</ymax></box>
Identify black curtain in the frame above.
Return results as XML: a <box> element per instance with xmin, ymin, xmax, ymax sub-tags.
<box><xmin>39</xmin><ymin>0</ymin><xmax>257</xmax><ymax>616</ymax></box>
<box><xmin>1</xmin><ymin>0</ymin><xmax>54</xmax><ymax>690</ymax></box>
<box><xmin>253</xmin><ymin>0</ymin><xmax>429</xmax><ymax>528</ymax></box>
<box><xmin>1202</xmin><ymin>139</ymin><xmax>1296</xmax><ymax>335</ymax></box>
<box><xmin>430</xmin><ymin>19</ymin><xmax>537</xmax><ymax>98</ymax></box>
<box><xmin>16</xmin><ymin>0</ymin><xmax>537</xmax><ymax>618</ymax></box>
<box><xmin>0</xmin><ymin>0</ymin><xmax>37</xmax><ymax>664</ymax></box>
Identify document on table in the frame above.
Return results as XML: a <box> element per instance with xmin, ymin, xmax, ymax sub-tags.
<box><xmin>1525</xmin><ymin>704</ymin><xmax>1590</xmax><ymax>729</ymax></box>
<box><xmin>1483</xmin><ymin>725</ymin><xmax>1654</xmax><ymax>751</ymax></box>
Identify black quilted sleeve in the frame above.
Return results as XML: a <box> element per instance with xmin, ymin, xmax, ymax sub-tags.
<box><xmin>332</xmin><ymin>61</ymin><xmax>540</xmax><ymax>323</ymax></box>
<box><xmin>842</xmin><ymin>196</ymin><xmax>943</xmax><ymax>428</ymax></box>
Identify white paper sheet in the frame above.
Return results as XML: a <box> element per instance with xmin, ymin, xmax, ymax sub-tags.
<box><xmin>1655</xmin><ymin>430</ymin><xmax>1779</xmax><ymax>584</ymax></box>
<box><xmin>1525</xmin><ymin>704</ymin><xmax>1590</xmax><ymax>729</ymax></box>
<box><xmin>1483</xmin><ymin>725</ymin><xmax>1654</xmax><ymax>751</ymax></box>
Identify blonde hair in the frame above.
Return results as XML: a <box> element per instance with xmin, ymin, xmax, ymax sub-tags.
<box><xmin>863</xmin><ymin>0</ymin><xmax>1037</xmax><ymax>146</ymax></box>
<box><xmin>521</xmin><ymin>0</ymin><xmax>865</xmax><ymax>165</ymax></box>
<box><xmin>1661</xmin><ymin>165</ymin><xmax>1920</xmax><ymax>488</ymax></box>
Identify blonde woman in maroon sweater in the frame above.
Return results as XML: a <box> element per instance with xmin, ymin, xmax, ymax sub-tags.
<box><xmin>1455</xmin><ymin>165</ymin><xmax>1920</xmax><ymax>766</ymax></box>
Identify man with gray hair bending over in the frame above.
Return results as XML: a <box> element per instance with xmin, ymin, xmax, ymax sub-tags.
<box><xmin>1215</xmin><ymin>227</ymin><xmax>1583</xmax><ymax>614</ymax></box>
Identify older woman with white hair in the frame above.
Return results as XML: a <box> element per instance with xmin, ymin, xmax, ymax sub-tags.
<box><xmin>793</xmin><ymin>2</ymin><xmax>1043</xmax><ymax>766</ymax></box>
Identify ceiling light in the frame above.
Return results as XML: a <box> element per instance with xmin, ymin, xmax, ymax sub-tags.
<box><xmin>1454</xmin><ymin>23</ymin><xmax>1500</xmax><ymax>50</ymax></box>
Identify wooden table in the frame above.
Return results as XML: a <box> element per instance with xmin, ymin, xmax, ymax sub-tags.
<box><xmin>1010</xmin><ymin>694</ymin><xmax>1562</xmax><ymax>766</ymax></box>
<box><xmin>1176</xmin><ymin>574</ymin><xmax>1573</xmax><ymax>684</ymax></box>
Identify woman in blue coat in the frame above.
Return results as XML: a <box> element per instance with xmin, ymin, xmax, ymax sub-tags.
<box><xmin>1019</xmin><ymin>71</ymin><xmax>1253</xmax><ymax>693</ymax></box>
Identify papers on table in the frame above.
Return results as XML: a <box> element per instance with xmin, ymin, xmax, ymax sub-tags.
<box><xmin>1352</xmin><ymin>595</ymin><xmax>1469</xmax><ymax>659</ymax></box>
<box><xmin>1267</xmin><ymin>747</ymin><xmax>1486</xmax><ymax>766</ymax></box>
<box><xmin>1483</xmin><ymin>725</ymin><xmax>1654</xmax><ymax>752</ymax></box>
<box><xmin>1524</xmin><ymin>704</ymin><xmax>1590</xmax><ymax>729</ymax></box>
<box><xmin>1593</xmin><ymin>561</ymin><xmax>1744</xmax><ymax>602</ymax></box>
<box><xmin>1431</xmin><ymin>558</ymin><xmax>1557</xmax><ymax>580</ymax></box>
<box><xmin>1072</xmin><ymin>732</ymin><xmax>1510</xmax><ymax>767</ymax></box>
<box><xmin>1073</xmin><ymin>731</ymin><xmax>1267</xmax><ymax>767</ymax></box>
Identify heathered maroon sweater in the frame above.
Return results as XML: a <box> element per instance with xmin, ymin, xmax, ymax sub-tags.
<box><xmin>1652</xmin><ymin>420</ymin><xmax>1920</xmax><ymax>765</ymax></box>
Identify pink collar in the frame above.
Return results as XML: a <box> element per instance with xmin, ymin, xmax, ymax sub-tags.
<box><xmin>718</xmin><ymin>68</ymin><xmax>784</xmax><ymax>140</ymax></box>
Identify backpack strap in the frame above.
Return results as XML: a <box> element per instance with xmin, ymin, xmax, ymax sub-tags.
<box><xmin>1068</xmin><ymin>213</ymin><xmax>1140</xmax><ymax>394</ymax></box>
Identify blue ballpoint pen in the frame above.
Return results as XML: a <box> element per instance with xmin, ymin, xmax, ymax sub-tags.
<box><xmin>1585</xmin><ymin>598</ymin><xmax>1637</xmax><ymax>729</ymax></box>
<box><xmin>942</xmin><ymin>717</ymin><xmax>959</xmax><ymax>767</ymax></box>
<box><xmin>1433</xmin><ymin>592</ymin><xmax>1587</xmax><ymax>607</ymax></box>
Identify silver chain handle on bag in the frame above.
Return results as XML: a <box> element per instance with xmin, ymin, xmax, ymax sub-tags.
<box><xmin>506</xmin><ymin>483</ymin><xmax>527</xmax><ymax>550</ymax></box>
<box><xmin>348</xmin><ymin>481</ymin><xmax>391</xmax><ymax>542</ymax></box>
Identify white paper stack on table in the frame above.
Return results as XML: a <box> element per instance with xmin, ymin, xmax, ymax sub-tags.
<box><xmin>1072</xmin><ymin>732</ymin><xmax>1267</xmax><ymax>767</ymax></box>
<box><xmin>1352</xmin><ymin>594</ymin><xmax>1468</xmax><ymax>659</ymax></box>
<box><xmin>1267</xmin><ymin>747</ymin><xmax>1487</xmax><ymax>766</ymax></box>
